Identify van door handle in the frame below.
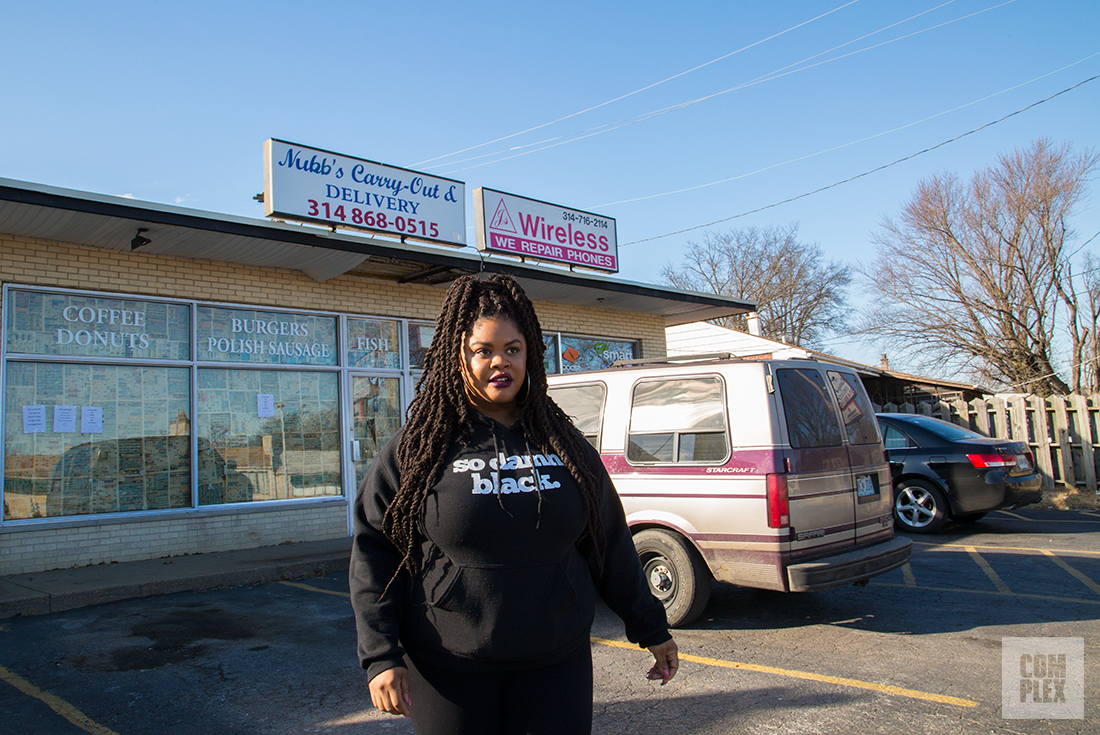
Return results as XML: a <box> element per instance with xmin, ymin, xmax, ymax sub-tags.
<box><xmin>351</xmin><ymin>440</ymin><xmax>361</xmax><ymax>462</ymax></box>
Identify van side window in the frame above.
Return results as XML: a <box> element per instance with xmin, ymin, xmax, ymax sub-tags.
<box><xmin>547</xmin><ymin>383</ymin><xmax>606</xmax><ymax>449</ymax></box>
<box><xmin>826</xmin><ymin>370</ymin><xmax>881</xmax><ymax>445</ymax></box>
<box><xmin>627</xmin><ymin>377</ymin><xmax>728</xmax><ymax>464</ymax></box>
<box><xmin>774</xmin><ymin>368</ymin><xmax>843</xmax><ymax>449</ymax></box>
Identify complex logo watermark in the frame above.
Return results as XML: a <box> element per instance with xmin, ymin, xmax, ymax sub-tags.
<box><xmin>1002</xmin><ymin>637</ymin><xmax>1084</xmax><ymax>719</ymax></box>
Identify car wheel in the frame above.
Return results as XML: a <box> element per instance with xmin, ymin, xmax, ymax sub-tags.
<box><xmin>893</xmin><ymin>479</ymin><xmax>948</xmax><ymax>533</ymax></box>
<box><xmin>952</xmin><ymin>512</ymin><xmax>987</xmax><ymax>524</ymax></box>
<box><xmin>633</xmin><ymin>529</ymin><xmax>711</xmax><ymax>628</ymax></box>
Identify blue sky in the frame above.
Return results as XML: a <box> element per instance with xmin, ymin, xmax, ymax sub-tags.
<box><xmin>2</xmin><ymin>1</ymin><xmax>1098</xmax><ymax>370</ymax></box>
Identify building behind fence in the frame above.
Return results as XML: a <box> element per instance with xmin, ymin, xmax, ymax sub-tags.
<box><xmin>874</xmin><ymin>395</ymin><xmax>1100</xmax><ymax>494</ymax></box>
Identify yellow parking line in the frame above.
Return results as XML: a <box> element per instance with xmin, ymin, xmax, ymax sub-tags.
<box><xmin>281</xmin><ymin>581</ymin><xmax>350</xmax><ymax>598</ymax></box>
<box><xmin>870</xmin><ymin>581</ymin><xmax>1100</xmax><ymax>606</ymax></box>
<box><xmin>914</xmin><ymin>541</ymin><xmax>1100</xmax><ymax>556</ymax></box>
<box><xmin>902</xmin><ymin>562</ymin><xmax>916</xmax><ymax>586</ymax></box>
<box><xmin>993</xmin><ymin>510</ymin><xmax>1032</xmax><ymax>521</ymax></box>
<box><xmin>964</xmin><ymin>546</ymin><xmax>1012</xmax><ymax>594</ymax></box>
<box><xmin>288</xmin><ymin>579</ymin><xmax>981</xmax><ymax>708</ymax></box>
<box><xmin>591</xmin><ymin>637</ymin><xmax>977</xmax><ymax>707</ymax></box>
<box><xmin>0</xmin><ymin>665</ymin><xmax>119</xmax><ymax>735</ymax></box>
<box><xmin>1041</xmin><ymin>550</ymin><xmax>1100</xmax><ymax>596</ymax></box>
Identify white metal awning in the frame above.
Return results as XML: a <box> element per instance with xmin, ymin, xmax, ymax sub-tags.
<box><xmin>0</xmin><ymin>178</ymin><xmax>755</xmax><ymax>325</ymax></box>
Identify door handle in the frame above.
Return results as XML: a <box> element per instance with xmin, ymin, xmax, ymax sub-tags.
<box><xmin>351</xmin><ymin>440</ymin><xmax>361</xmax><ymax>462</ymax></box>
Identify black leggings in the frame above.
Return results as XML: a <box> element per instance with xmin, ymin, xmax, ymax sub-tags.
<box><xmin>406</xmin><ymin>643</ymin><xmax>593</xmax><ymax>735</ymax></box>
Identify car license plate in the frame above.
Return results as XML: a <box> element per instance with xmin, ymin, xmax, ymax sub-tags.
<box><xmin>1016</xmin><ymin>455</ymin><xmax>1030</xmax><ymax>470</ymax></box>
<box><xmin>857</xmin><ymin>474</ymin><xmax>877</xmax><ymax>498</ymax></box>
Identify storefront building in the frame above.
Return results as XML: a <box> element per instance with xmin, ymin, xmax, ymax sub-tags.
<box><xmin>0</xmin><ymin>178</ymin><xmax>750</xmax><ymax>575</ymax></box>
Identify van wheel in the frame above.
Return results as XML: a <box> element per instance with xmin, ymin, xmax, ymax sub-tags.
<box><xmin>894</xmin><ymin>479</ymin><xmax>947</xmax><ymax>533</ymax></box>
<box><xmin>633</xmin><ymin>529</ymin><xmax>711</xmax><ymax>628</ymax></box>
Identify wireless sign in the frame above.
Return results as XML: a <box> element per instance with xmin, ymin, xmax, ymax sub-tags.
<box><xmin>474</xmin><ymin>188</ymin><xmax>618</xmax><ymax>273</ymax></box>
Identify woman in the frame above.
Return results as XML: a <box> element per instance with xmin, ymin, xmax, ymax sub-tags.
<box><xmin>350</xmin><ymin>274</ymin><xmax>678</xmax><ymax>734</ymax></box>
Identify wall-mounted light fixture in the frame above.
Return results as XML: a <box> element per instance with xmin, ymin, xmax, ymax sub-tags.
<box><xmin>130</xmin><ymin>228</ymin><xmax>151</xmax><ymax>250</ymax></box>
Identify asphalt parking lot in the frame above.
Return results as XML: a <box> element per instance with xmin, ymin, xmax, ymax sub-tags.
<box><xmin>1</xmin><ymin>507</ymin><xmax>1097</xmax><ymax>734</ymax></box>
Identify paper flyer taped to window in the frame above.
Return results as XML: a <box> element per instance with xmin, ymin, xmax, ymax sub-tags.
<box><xmin>257</xmin><ymin>394</ymin><xmax>275</xmax><ymax>418</ymax></box>
<box><xmin>53</xmin><ymin>405</ymin><xmax>77</xmax><ymax>433</ymax></box>
<box><xmin>22</xmin><ymin>405</ymin><xmax>46</xmax><ymax>433</ymax></box>
<box><xmin>81</xmin><ymin>406</ymin><xmax>103</xmax><ymax>434</ymax></box>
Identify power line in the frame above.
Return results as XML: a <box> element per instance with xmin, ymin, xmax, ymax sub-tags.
<box><xmin>435</xmin><ymin>0</ymin><xmax>1008</xmax><ymax>174</ymax></box>
<box><xmin>411</xmin><ymin>0</ymin><xmax>862</xmax><ymax>168</ymax></box>
<box><xmin>597</xmin><ymin>50</ymin><xmax>1100</xmax><ymax>208</ymax></box>
<box><xmin>621</xmin><ymin>71</ymin><xmax>1100</xmax><ymax>247</ymax></box>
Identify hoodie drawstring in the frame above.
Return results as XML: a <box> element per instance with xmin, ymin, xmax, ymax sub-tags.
<box><xmin>487</xmin><ymin>422</ymin><xmax>546</xmax><ymax>529</ymax></box>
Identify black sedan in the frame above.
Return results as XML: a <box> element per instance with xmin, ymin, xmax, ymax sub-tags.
<box><xmin>875</xmin><ymin>413</ymin><xmax>1043</xmax><ymax>533</ymax></box>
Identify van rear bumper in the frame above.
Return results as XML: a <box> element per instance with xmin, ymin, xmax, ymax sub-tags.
<box><xmin>787</xmin><ymin>536</ymin><xmax>912</xmax><ymax>592</ymax></box>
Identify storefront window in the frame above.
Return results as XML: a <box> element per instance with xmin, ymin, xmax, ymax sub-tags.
<box><xmin>350</xmin><ymin>375</ymin><xmax>402</xmax><ymax>489</ymax></box>
<box><xmin>408</xmin><ymin>321</ymin><xmax>435</xmax><ymax>370</ymax></box>
<box><xmin>3</xmin><ymin>363</ymin><xmax>191</xmax><ymax>520</ymax></box>
<box><xmin>196</xmin><ymin>369</ymin><xmax>340</xmax><ymax>504</ymax></box>
<box><xmin>347</xmin><ymin>318</ymin><xmax>402</xmax><ymax>369</ymax></box>
<box><xmin>543</xmin><ymin>335</ymin><xmax>559</xmax><ymax>374</ymax></box>
<box><xmin>196</xmin><ymin>306</ymin><xmax>337</xmax><ymax>366</ymax></box>
<box><xmin>5</xmin><ymin>290</ymin><xmax>191</xmax><ymax>360</ymax></box>
<box><xmin>559</xmin><ymin>335</ymin><xmax>637</xmax><ymax>373</ymax></box>
<box><xmin>1</xmin><ymin>286</ymin><xmax>648</xmax><ymax>528</ymax></box>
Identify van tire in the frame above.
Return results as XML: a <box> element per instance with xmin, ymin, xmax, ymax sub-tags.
<box><xmin>633</xmin><ymin>529</ymin><xmax>711</xmax><ymax>627</ymax></box>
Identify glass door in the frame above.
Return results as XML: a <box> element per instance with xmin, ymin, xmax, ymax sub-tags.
<box><xmin>347</xmin><ymin>374</ymin><xmax>403</xmax><ymax>493</ymax></box>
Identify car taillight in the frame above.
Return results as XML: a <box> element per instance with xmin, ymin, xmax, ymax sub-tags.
<box><xmin>966</xmin><ymin>453</ymin><xmax>1015</xmax><ymax>469</ymax></box>
<box><xmin>767</xmin><ymin>473</ymin><xmax>790</xmax><ymax>528</ymax></box>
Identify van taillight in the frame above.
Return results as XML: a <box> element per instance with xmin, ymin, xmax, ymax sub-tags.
<box><xmin>767</xmin><ymin>473</ymin><xmax>790</xmax><ymax>528</ymax></box>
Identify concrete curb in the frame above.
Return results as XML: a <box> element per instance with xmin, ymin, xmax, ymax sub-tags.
<box><xmin>0</xmin><ymin>538</ymin><xmax>351</xmax><ymax>619</ymax></box>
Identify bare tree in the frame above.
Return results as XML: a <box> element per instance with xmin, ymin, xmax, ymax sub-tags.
<box><xmin>661</xmin><ymin>224</ymin><xmax>851</xmax><ymax>349</ymax></box>
<box><xmin>1080</xmin><ymin>252</ymin><xmax>1100</xmax><ymax>393</ymax></box>
<box><xmin>859</xmin><ymin>139</ymin><xmax>1099</xmax><ymax>395</ymax></box>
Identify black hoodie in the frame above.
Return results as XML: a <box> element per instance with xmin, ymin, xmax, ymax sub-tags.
<box><xmin>350</xmin><ymin>413</ymin><xmax>670</xmax><ymax>681</ymax></box>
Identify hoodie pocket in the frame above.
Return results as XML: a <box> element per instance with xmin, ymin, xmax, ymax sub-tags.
<box><xmin>416</xmin><ymin>554</ymin><xmax>595</xmax><ymax>661</ymax></box>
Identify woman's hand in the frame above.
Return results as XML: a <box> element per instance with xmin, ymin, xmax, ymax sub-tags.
<box><xmin>369</xmin><ymin>666</ymin><xmax>412</xmax><ymax>717</ymax></box>
<box><xmin>645</xmin><ymin>639</ymin><xmax>679</xmax><ymax>685</ymax></box>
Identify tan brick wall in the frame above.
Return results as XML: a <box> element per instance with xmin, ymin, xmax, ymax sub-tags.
<box><xmin>0</xmin><ymin>503</ymin><xmax>347</xmax><ymax>575</ymax></box>
<box><xmin>0</xmin><ymin>234</ymin><xmax>667</xmax><ymax>573</ymax></box>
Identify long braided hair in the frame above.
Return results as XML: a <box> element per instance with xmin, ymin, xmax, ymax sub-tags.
<box><xmin>383</xmin><ymin>274</ymin><xmax>605</xmax><ymax>584</ymax></box>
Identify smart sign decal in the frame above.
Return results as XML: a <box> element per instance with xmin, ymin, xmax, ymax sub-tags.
<box><xmin>263</xmin><ymin>139</ymin><xmax>466</xmax><ymax>247</ymax></box>
<box><xmin>474</xmin><ymin>188</ymin><xmax>618</xmax><ymax>273</ymax></box>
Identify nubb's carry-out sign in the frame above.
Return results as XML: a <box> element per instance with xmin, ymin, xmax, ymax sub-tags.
<box><xmin>263</xmin><ymin>139</ymin><xmax>466</xmax><ymax>247</ymax></box>
<box><xmin>474</xmin><ymin>188</ymin><xmax>619</xmax><ymax>273</ymax></box>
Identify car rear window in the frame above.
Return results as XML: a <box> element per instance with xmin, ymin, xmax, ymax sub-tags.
<box><xmin>775</xmin><ymin>368</ymin><xmax>843</xmax><ymax>449</ymax></box>
<box><xmin>888</xmin><ymin>414</ymin><xmax>987</xmax><ymax>442</ymax></box>
<box><xmin>627</xmin><ymin>376</ymin><xmax>728</xmax><ymax>464</ymax></box>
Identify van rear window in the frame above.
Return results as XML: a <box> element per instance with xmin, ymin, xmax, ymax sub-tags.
<box><xmin>548</xmin><ymin>383</ymin><xmax>606</xmax><ymax>449</ymax></box>
<box><xmin>627</xmin><ymin>377</ymin><xmax>728</xmax><ymax>464</ymax></box>
<box><xmin>775</xmin><ymin>368</ymin><xmax>843</xmax><ymax>449</ymax></box>
<box><xmin>827</xmin><ymin>370</ymin><xmax>881</xmax><ymax>445</ymax></box>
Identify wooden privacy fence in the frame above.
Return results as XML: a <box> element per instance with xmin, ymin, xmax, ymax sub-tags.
<box><xmin>873</xmin><ymin>395</ymin><xmax>1100</xmax><ymax>494</ymax></box>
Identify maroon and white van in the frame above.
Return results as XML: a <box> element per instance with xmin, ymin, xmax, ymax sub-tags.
<box><xmin>547</xmin><ymin>355</ymin><xmax>912</xmax><ymax>626</ymax></box>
